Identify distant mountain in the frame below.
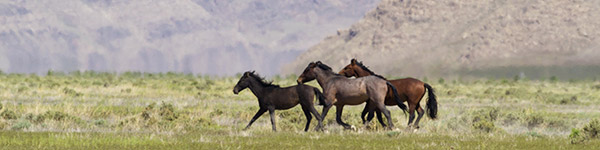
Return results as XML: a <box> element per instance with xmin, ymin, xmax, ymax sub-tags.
<box><xmin>0</xmin><ymin>0</ymin><xmax>380</xmax><ymax>75</ymax></box>
<box><xmin>284</xmin><ymin>0</ymin><xmax>600</xmax><ymax>79</ymax></box>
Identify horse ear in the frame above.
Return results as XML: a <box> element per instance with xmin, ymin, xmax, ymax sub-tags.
<box><xmin>316</xmin><ymin>61</ymin><xmax>322</xmax><ymax>64</ymax></box>
<box><xmin>351</xmin><ymin>59</ymin><xmax>357</xmax><ymax>65</ymax></box>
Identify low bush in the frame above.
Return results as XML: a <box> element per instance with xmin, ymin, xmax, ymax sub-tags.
<box><xmin>11</xmin><ymin>120</ymin><xmax>31</xmax><ymax>130</ymax></box>
<box><xmin>159</xmin><ymin>102</ymin><xmax>179</xmax><ymax>121</ymax></box>
<box><xmin>583</xmin><ymin>119</ymin><xmax>600</xmax><ymax>139</ymax></box>
<box><xmin>569</xmin><ymin>119</ymin><xmax>600</xmax><ymax>144</ymax></box>
<box><xmin>471</xmin><ymin>108</ymin><xmax>500</xmax><ymax>133</ymax></box>
<box><xmin>569</xmin><ymin>128</ymin><xmax>585</xmax><ymax>144</ymax></box>
<box><xmin>1</xmin><ymin>110</ymin><xmax>18</xmax><ymax>120</ymax></box>
<box><xmin>63</xmin><ymin>87</ymin><xmax>83</xmax><ymax>97</ymax></box>
<box><xmin>473</xmin><ymin>119</ymin><xmax>496</xmax><ymax>133</ymax></box>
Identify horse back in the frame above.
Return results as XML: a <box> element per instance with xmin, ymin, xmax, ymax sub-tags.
<box><xmin>385</xmin><ymin>77</ymin><xmax>426</xmax><ymax>104</ymax></box>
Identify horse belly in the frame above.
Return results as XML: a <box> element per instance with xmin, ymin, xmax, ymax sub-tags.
<box><xmin>336</xmin><ymin>95</ymin><xmax>368</xmax><ymax>105</ymax></box>
<box><xmin>384</xmin><ymin>97</ymin><xmax>398</xmax><ymax>105</ymax></box>
<box><xmin>274</xmin><ymin>97</ymin><xmax>299</xmax><ymax>110</ymax></box>
<box><xmin>276</xmin><ymin>104</ymin><xmax>296</xmax><ymax>110</ymax></box>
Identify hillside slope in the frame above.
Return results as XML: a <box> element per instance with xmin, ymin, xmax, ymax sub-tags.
<box><xmin>283</xmin><ymin>0</ymin><xmax>600</xmax><ymax>79</ymax></box>
<box><xmin>0</xmin><ymin>0</ymin><xmax>379</xmax><ymax>75</ymax></box>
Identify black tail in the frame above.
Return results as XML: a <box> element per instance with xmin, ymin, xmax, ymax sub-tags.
<box><xmin>424</xmin><ymin>83</ymin><xmax>438</xmax><ymax>119</ymax></box>
<box><xmin>387</xmin><ymin>82</ymin><xmax>407</xmax><ymax>115</ymax></box>
<box><xmin>313</xmin><ymin>88</ymin><xmax>326</xmax><ymax>106</ymax></box>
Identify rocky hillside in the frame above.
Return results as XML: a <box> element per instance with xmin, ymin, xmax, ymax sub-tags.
<box><xmin>0</xmin><ymin>0</ymin><xmax>379</xmax><ymax>75</ymax></box>
<box><xmin>284</xmin><ymin>0</ymin><xmax>600</xmax><ymax>79</ymax></box>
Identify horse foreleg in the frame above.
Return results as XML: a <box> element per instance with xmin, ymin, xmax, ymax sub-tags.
<box><xmin>335</xmin><ymin>105</ymin><xmax>351</xmax><ymax>129</ymax></box>
<box><xmin>244</xmin><ymin>108</ymin><xmax>267</xmax><ymax>130</ymax></box>
<box><xmin>321</xmin><ymin>104</ymin><xmax>332</xmax><ymax>122</ymax></box>
<box><xmin>268</xmin><ymin>107</ymin><xmax>277</xmax><ymax>131</ymax></box>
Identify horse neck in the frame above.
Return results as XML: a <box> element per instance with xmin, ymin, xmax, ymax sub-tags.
<box><xmin>313</xmin><ymin>68</ymin><xmax>336</xmax><ymax>87</ymax></box>
<box><xmin>246</xmin><ymin>77</ymin><xmax>267</xmax><ymax>99</ymax></box>
<box><xmin>355</xmin><ymin>68</ymin><xmax>373</xmax><ymax>77</ymax></box>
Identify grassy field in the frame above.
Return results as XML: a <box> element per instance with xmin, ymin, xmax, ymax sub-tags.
<box><xmin>1</xmin><ymin>71</ymin><xmax>600</xmax><ymax>149</ymax></box>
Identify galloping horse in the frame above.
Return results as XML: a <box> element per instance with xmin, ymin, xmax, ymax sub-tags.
<box><xmin>233</xmin><ymin>71</ymin><xmax>325</xmax><ymax>131</ymax></box>
<box><xmin>297</xmin><ymin>61</ymin><xmax>407</xmax><ymax>129</ymax></box>
<box><xmin>339</xmin><ymin>59</ymin><xmax>438</xmax><ymax>129</ymax></box>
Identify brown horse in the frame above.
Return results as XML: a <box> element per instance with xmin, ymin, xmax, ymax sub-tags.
<box><xmin>233</xmin><ymin>71</ymin><xmax>325</xmax><ymax>131</ymax></box>
<box><xmin>296</xmin><ymin>61</ymin><xmax>407</xmax><ymax>129</ymax></box>
<box><xmin>339</xmin><ymin>59</ymin><xmax>438</xmax><ymax>129</ymax></box>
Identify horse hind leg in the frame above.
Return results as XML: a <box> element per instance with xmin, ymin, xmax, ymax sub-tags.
<box><xmin>308</xmin><ymin>105</ymin><xmax>324</xmax><ymax>131</ymax></box>
<box><xmin>335</xmin><ymin>105</ymin><xmax>352</xmax><ymax>129</ymax></box>
<box><xmin>361</xmin><ymin>102</ymin><xmax>370</xmax><ymax>124</ymax></box>
<box><xmin>414</xmin><ymin>105</ymin><xmax>425</xmax><ymax>129</ymax></box>
<box><xmin>300</xmin><ymin>97</ymin><xmax>323</xmax><ymax>131</ymax></box>
<box><xmin>366</xmin><ymin>108</ymin><xmax>386</xmax><ymax>128</ymax></box>
<box><xmin>301</xmin><ymin>105</ymin><xmax>313</xmax><ymax>132</ymax></box>
<box><xmin>268</xmin><ymin>107</ymin><xmax>277</xmax><ymax>131</ymax></box>
<box><xmin>375</xmin><ymin>102</ymin><xmax>394</xmax><ymax>130</ymax></box>
<box><xmin>375</xmin><ymin>109</ymin><xmax>386</xmax><ymax>128</ymax></box>
<box><xmin>407</xmin><ymin>104</ymin><xmax>417</xmax><ymax>129</ymax></box>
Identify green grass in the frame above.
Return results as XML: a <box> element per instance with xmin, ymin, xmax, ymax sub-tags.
<box><xmin>1</xmin><ymin>130</ymin><xmax>599</xmax><ymax>149</ymax></box>
<box><xmin>1</xmin><ymin>72</ymin><xmax>600</xmax><ymax>149</ymax></box>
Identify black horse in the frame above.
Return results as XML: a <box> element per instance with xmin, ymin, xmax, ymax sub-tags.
<box><xmin>233</xmin><ymin>71</ymin><xmax>326</xmax><ymax>131</ymax></box>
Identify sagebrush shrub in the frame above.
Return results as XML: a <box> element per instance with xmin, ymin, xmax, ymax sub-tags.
<box><xmin>1</xmin><ymin>110</ymin><xmax>17</xmax><ymax>120</ymax></box>
<box><xmin>473</xmin><ymin>119</ymin><xmax>496</xmax><ymax>133</ymax></box>
<box><xmin>11</xmin><ymin>120</ymin><xmax>31</xmax><ymax>130</ymax></box>
<box><xmin>159</xmin><ymin>102</ymin><xmax>179</xmax><ymax>121</ymax></box>
<box><xmin>569</xmin><ymin>119</ymin><xmax>600</xmax><ymax>144</ymax></box>
<box><xmin>583</xmin><ymin>119</ymin><xmax>600</xmax><ymax>138</ymax></box>
<box><xmin>471</xmin><ymin>108</ymin><xmax>500</xmax><ymax>133</ymax></box>
<box><xmin>569</xmin><ymin>128</ymin><xmax>585</xmax><ymax>144</ymax></box>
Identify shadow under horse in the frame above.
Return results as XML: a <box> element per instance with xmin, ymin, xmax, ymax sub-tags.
<box><xmin>339</xmin><ymin>59</ymin><xmax>438</xmax><ymax>129</ymax></box>
<box><xmin>233</xmin><ymin>71</ymin><xmax>326</xmax><ymax>131</ymax></box>
<box><xmin>297</xmin><ymin>61</ymin><xmax>407</xmax><ymax>130</ymax></box>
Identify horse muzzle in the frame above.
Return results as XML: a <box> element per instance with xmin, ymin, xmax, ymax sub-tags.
<box><xmin>233</xmin><ymin>88</ymin><xmax>239</xmax><ymax>94</ymax></box>
<box><xmin>296</xmin><ymin>78</ymin><xmax>303</xmax><ymax>84</ymax></box>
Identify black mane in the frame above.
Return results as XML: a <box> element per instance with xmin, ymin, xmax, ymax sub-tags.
<box><xmin>354</xmin><ymin>61</ymin><xmax>387</xmax><ymax>80</ymax></box>
<box><xmin>315</xmin><ymin>62</ymin><xmax>343</xmax><ymax>76</ymax></box>
<box><xmin>316</xmin><ymin>63</ymin><xmax>333</xmax><ymax>71</ymax></box>
<box><xmin>247</xmin><ymin>71</ymin><xmax>280</xmax><ymax>88</ymax></box>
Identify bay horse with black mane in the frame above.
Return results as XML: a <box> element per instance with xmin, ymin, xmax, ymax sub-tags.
<box><xmin>339</xmin><ymin>59</ymin><xmax>438</xmax><ymax>129</ymax></box>
<box><xmin>297</xmin><ymin>61</ymin><xmax>407</xmax><ymax>130</ymax></box>
<box><xmin>233</xmin><ymin>71</ymin><xmax>325</xmax><ymax>131</ymax></box>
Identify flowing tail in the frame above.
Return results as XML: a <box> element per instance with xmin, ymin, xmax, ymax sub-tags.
<box><xmin>313</xmin><ymin>88</ymin><xmax>326</xmax><ymax>106</ymax></box>
<box><xmin>424</xmin><ymin>83</ymin><xmax>438</xmax><ymax>119</ymax></box>
<box><xmin>387</xmin><ymin>82</ymin><xmax>407</xmax><ymax>115</ymax></box>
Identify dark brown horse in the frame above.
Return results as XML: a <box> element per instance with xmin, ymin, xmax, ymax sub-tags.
<box><xmin>233</xmin><ymin>71</ymin><xmax>325</xmax><ymax>131</ymax></box>
<box><xmin>339</xmin><ymin>59</ymin><xmax>438</xmax><ymax>129</ymax></box>
<box><xmin>296</xmin><ymin>61</ymin><xmax>407</xmax><ymax>129</ymax></box>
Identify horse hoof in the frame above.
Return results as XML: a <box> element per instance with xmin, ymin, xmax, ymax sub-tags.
<box><xmin>351</xmin><ymin>125</ymin><xmax>357</xmax><ymax>131</ymax></box>
<box><xmin>315</xmin><ymin>126</ymin><xmax>325</xmax><ymax>132</ymax></box>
